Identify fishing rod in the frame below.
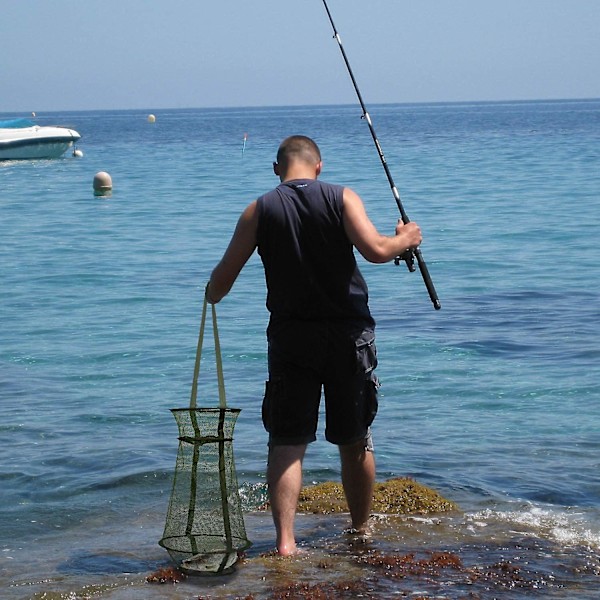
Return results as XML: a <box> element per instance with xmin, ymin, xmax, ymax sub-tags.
<box><xmin>321</xmin><ymin>0</ymin><xmax>441</xmax><ymax>310</ymax></box>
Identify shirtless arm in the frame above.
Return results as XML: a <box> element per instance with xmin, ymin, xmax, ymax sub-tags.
<box><xmin>206</xmin><ymin>201</ymin><xmax>258</xmax><ymax>303</ymax></box>
<box><xmin>342</xmin><ymin>187</ymin><xmax>422</xmax><ymax>263</ymax></box>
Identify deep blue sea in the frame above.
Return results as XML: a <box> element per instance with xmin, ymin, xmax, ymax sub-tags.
<box><xmin>1</xmin><ymin>100</ymin><xmax>599</xmax><ymax>598</ymax></box>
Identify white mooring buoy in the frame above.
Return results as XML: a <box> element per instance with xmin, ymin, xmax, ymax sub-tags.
<box><xmin>93</xmin><ymin>171</ymin><xmax>113</xmax><ymax>197</ymax></box>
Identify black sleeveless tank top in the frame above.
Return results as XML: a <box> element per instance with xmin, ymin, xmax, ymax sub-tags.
<box><xmin>256</xmin><ymin>179</ymin><xmax>373</xmax><ymax>325</ymax></box>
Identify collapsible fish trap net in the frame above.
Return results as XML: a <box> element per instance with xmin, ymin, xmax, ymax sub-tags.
<box><xmin>159</xmin><ymin>296</ymin><xmax>251</xmax><ymax>575</ymax></box>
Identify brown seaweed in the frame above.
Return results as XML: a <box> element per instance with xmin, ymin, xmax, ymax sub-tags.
<box><xmin>283</xmin><ymin>477</ymin><xmax>458</xmax><ymax>515</ymax></box>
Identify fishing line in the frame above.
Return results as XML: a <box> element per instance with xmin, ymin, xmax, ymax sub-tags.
<box><xmin>321</xmin><ymin>0</ymin><xmax>441</xmax><ymax>310</ymax></box>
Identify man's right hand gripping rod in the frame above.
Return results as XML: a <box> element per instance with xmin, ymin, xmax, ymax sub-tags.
<box><xmin>322</xmin><ymin>0</ymin><xmax>441</xmax><ymax>310</ymax></box>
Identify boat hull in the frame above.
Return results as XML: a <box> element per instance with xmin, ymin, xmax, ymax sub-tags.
<box><xmin>0</xmin><ymin>126</ymin><xmax>81</xmax><ymax>160</ymax></box>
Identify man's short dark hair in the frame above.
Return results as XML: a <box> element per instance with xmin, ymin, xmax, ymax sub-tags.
<box><xmin>276</xmin><ymin>136</ymin><xmax>321</xmax><ymax>167</ymax></box>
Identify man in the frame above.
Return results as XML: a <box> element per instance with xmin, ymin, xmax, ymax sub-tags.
<box><xmin>207</xmin><ymin>135</ymin><xmax>422</xmax><ymax>555</ymax></box>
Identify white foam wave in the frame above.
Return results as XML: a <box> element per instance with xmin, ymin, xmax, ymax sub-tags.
<box><xmin>469</xmin><ymin>504</ymin><xmax>600</xmax><ymax>549</ymax></box>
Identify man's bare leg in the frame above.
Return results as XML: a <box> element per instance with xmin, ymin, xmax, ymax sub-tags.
<box><xmin>267</xmin><ymin>444</ymin><xmax>307</xmax><ymax>556</ymax></box>
<box><xmin>339</xmin><ymin>439</ymin><xmax>375</xmax><ymax>532</ymax></box>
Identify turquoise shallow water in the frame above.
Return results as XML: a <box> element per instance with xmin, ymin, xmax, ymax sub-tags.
<box><xmin>1</xmin><ymin>100</ymin><xmax>599</xmax><ymax>598</ymax></box>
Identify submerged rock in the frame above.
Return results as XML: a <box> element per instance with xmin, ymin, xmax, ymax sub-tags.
<box><xmin>294</xmin><ymin>477</ymin><xmax>458</xmax><ymax>515</ymax></box>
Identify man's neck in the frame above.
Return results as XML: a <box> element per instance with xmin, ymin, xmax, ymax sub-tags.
<box><xmin>281</xmin><ymin>168</ymin><xmax>317</xmax><ymax>182</ymax></box>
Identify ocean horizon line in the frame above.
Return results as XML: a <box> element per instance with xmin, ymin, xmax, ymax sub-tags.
<box><xmin>1</xmin><ymin>96</ymin><xmax>599</xmax><ymax>118</ymax></box>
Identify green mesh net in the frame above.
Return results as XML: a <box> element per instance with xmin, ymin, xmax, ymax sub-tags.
<box><xmin>159</xmin><ymin>297</ymin><xmax>251</xmax><ymax>575</ymax></box>
<box><xmin>159</xmin><ymin>407</ymin><xmax>250</xmax><ymax>574</ymax></box>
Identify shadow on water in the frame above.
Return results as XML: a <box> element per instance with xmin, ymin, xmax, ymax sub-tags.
<box><xmin>57</xmin><ymin>551</ymin><xmax>157</xmax><ymax>575</ymax></box>
<box><xmin>427</xmin><ymin>289</ymin><xmax>599</xmax><ymax>361</ymax></box>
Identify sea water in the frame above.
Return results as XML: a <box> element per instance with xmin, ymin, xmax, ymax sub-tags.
<box><xmin>0</xmin><ymin>100</ymin><xmax>599</xmax><ymax>598</ymax></box>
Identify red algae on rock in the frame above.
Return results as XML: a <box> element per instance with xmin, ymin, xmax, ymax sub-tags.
<box><xmin>357</xmin><ymin>549</ymin><xmax>540</xmax><ymax>593</ymax></box>
<box><xmin>358</xmin><ymin>550</ymin><xmax>463</xmax><ymax>578</ymax></box>
<box><xmin>146</xmin><ymin>565</ymin><xmax>186</xmax><ymax>583</ymax></box>
<box><xmin>267</xmin><ymin>579</ymin><xmax>370</xmax><ymax>599</ymax></box>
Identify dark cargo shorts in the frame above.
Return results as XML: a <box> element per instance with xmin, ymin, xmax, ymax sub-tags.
<box><xmin>261</xmin><ymin>320</ymin><xmax>379</xmax><ymax>447</ymax></box>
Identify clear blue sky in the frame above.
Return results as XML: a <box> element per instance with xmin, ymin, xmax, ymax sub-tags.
<box><xmin>1</xmin><ymin>0</ymin><xmax>599</xmax><ymax>112</ymax></box>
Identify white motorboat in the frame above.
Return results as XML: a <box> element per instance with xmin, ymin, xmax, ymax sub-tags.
<box><xmin>0</xmin><ymin>118</ymin><xmax>81</xmax><ymax>160</ymax></box>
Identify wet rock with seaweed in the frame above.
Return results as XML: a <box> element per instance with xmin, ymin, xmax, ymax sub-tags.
<box><xmin>260</xmin><ymin>477</ymin><xmax>458</xmax><ymax>516</ymax></box>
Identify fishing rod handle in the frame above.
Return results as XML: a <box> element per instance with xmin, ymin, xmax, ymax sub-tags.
<box><xmin>414</xmin><ymin>248</ymin><xmax>442</xmax><ymax>310</ymax></box>
<box><xmin>394</xmin><ymin>247</ymin><xmax>440</xmax><ymax>310</ymax></box>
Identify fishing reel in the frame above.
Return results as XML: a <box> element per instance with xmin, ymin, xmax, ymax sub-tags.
<box><xmin>394</xmin><ymin>249</ymin><xmax>416</xmax><ymax>272</ymax></box>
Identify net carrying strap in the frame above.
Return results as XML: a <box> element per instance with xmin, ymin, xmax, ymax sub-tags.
<box><xmin>190</xmin><ymin>290</ymin><xmax>226</xmax><ymax>410</ymax></box>
<box><xmin>186</xmin><ymin>291</ymin><xmax>233</xmax><ymax>568</ymax></box>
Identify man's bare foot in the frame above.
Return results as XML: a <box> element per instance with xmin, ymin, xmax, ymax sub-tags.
<box><xmin>344</xmin><ymin>524</ymin><xmax>373</xmax><ymax>547</ymax></box>
<box><xmin>277</xmin><ymin>541</ymin><xmax>298</xmax><ymax>556</ymax></box>
<box><xmin>260</xmin><ymin>545</ymin><xmax>306</xmax><ymax>558</ymax></box>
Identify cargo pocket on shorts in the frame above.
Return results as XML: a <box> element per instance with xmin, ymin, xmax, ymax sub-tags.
<box><xmin>355</xmin><ymin>330</ymin><xmax>380</xmax><ymax>426</ymax></box>
<box><xmin>355</xmin><ymin>329</ymin><xmax>378</xmax><ymax>374</ymax></box>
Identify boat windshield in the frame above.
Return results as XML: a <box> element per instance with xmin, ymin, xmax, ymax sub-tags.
<box><xmin>0</xmin><ymin>118</ymin><xmax>35</xmax><ymax>128</ymax></box>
